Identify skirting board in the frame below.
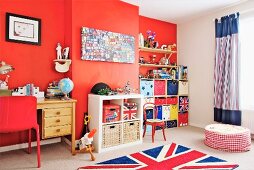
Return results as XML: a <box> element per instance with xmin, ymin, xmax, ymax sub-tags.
<box><xmin>0</xmin><ymin>137</ymin><xmax>61</xmax><ymax>153</ymax></box>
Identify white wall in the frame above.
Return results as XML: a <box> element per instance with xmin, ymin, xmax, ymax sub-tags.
<box><xmin>178</xmin><ymin>1</ymin><xmax>254</xmax><ymax>128</ymax></box>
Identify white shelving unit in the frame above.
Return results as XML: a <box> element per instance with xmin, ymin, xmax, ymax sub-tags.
<box><xmin>88</xmin><ymin>93</ymin><xmax>144</xmax><ymax>153</ymax></box>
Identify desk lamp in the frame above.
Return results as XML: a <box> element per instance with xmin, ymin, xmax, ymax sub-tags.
<box><xmin>0</xmin><ymin>61</ymin><xmax>14</xmax><ymax>89</ymax></box>
<box><xmin>0</xmin><ymin>61</ymin><xmax>14</xmax><ymax>74</ymax></box>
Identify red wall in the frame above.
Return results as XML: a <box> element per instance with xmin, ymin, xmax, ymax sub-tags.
<box><xmin>139</xmin><ymin>16</ymin><xmax>177</xmax><ymax>75</ymax></box>
<box><xmin>70</xmin><ymin>0</ymin><xmax>139</xmax><ymax>139</ymax></box>
<box><xmin>0</xmin><ymin>0</ymin><xmax>177</xmax><ymax>146</ymax></box>
<box><xmin>0</xmin><ymin>0</ymin><xmax>65</xmax><ymax>146</ymax></box>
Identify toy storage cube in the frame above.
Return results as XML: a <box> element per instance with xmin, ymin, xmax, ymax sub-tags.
<box><xmin>154</xmin><ymin>97</ymin><xmax>167</xmax><ymax>105</ymax></box>
<box><xmin>154</xmin><ymin>80</ymin><xmax>166</xmax><ymax>95</ymax></box>
<box><xmin>103</xmin><ymin>104</ymin><xmax>120</xmax><ymax>123</ymax></box>
<box><xmin>102</xmin><ymin>123</ymin><xmax>122</xmax><ymax>148</ymax></box>
<box><xmin>178</xmin><ymin>81</ymin><xmax>189</xmax><ymax>95</ymax></box>
<box><xmin>179</xmin><ymin>96</ymin><xmax>189</xmax><ymax>113</ymax></box>
<box><xmin>157</xmin><ymin>105</ymin><xmax>163</xmax><ymax>120</ymax></box>
<box><xmin>162</xmin><ymin>105</ymin><xmax>170</xmax><ymax>120</ymax></box>
<box><xmin>140</xmin><ymin>80</ymin><xmax>154</xmax><ymax>97</ymax></box>
<box><xmin>123</xmin><ymin>120</ymin><xmax>140</xmax><ymax>143</ymax></box>
<box><xmin>178</xmin><ymin>112</ymin><xmax>188</xmax><ymax>127</ymax></box>
<box><xmin>157</xmin><ymin>120</ymin><xmax>177</xmax><ymax>130</ymax></box>
<box><xmin>123</xmin><ymin>102</ymin><xmax>137</xmax><ymax>120</ymax></box>
<box><xmin>170</xmin><ymin>104</ymin><xmax>178</xmax><ymax>120</ymax></box>
<box><xmin>166</xmin><ymin>120</ymin><xmax>177</xmax><ymax>128</ymax></box>
<box><xmin>166</xmin><ymin>97</ymin><xmax>178</xmax><ymax>105</ymax></box>
<box><xmin>167</xmin><ymin>80</ymin><xmax>178</xmax><ymax>95</ymax></box>
<box><xmin>145</xmin><ymin>109</ymin><xmax>154</xmax><ymax>119</ymax></box>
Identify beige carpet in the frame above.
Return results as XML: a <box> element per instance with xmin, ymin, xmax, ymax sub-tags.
<box><xmin>0</xmin><ymin>126</ymin><xmax>253</xmax><ymax>170</ymax></box>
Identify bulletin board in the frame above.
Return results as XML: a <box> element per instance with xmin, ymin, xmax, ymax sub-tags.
<box><xmin>81</xmin><ymin>27</ymin><xmax>135</xmax><ymax>63</ymax></box>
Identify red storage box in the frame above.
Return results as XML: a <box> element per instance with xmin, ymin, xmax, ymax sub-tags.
<box><xmin>154</xmin><ymin>97</ymin><xmax>167</xmax><ymax>105</ymax></box>
<box><xmin>166</xmin><ymin>97</ymin><xmax>178</xmax><ymax>105</ymax></box>
<box><xmin>103</xmin><ymin>104</ymin><xmax>120</xmax><ymax>123</ymax></box>
<box><xmin>178</xmin><ymin>112</ymin><xmax>188</xmax><ymax>127</ymax></box>
<box><xmin>154</xmin><ymin>80</ymin><xmax>166</xmax><ymax>95</ymax></box>
<box><xmin>123</xmin><ymin>102</ymin><xmax>137</xmax><ymax>120</ymax></box>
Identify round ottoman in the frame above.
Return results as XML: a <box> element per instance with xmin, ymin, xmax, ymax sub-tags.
<box><xmin>204</xmin><ymin>124</ymin><xmax>251</xmax><ymax>152</ymax></box>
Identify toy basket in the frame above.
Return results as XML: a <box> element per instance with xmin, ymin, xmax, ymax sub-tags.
<box><xmin>123</xmin><ymin>120</ymin><xmax>140</xmax><ymax>143</ymax></box>
<box><xmin>102</xmin><ymin>123</ymin><xmax>122</xmax><ymax>148</ymax></box>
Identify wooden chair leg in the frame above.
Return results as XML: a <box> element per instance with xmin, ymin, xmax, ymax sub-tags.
<box><xmin>143</xmin><ymin>124</ymin><xmax>147</xmax><ymax>138</ymax></box>
<box><xmin>162</xmin><ymin>125</ymin><xmax>166</xmax><ymax>141</ymax></box>
<box><xmin>28</xmin><ymin>129</ymin><xmax>32</xmax><ymax>154</ymax></box>
<box><xmin>36</xmin><ymin>126</ymin><xmax>41</xmax><ymax>168</ymax></box>
<box><xmin>152</xmin><ymin>126</ymin><xmax>155</xmax><ymax>143</ymax></box>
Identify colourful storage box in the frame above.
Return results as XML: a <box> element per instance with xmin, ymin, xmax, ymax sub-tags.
<box><xmin>154</xmin><ymin>97</ymin><xmax>167</xmax><ymax>105</ymax></box>
<box><xmin>123</xmin><ymin>102</ymin><xmax>137</xmax><ymax>120</ymax></box>
<box><xmin>157</xmin><ymin>105</ymin><xmax>163</xmax><ymax>120</ymax></box>
<box><xmin>179</xmin><ymin>96</ymin><xmax>189</xmax><ymax>113</ymax></box>
<box><xmin>167</xmin><ymin>80</ymin><xmax>178</xmax><ymax>95</ymax></box>
<box><xmin>162</xmin><ymin>105</ymin><xmax>170</xmax><ymax>120</ymax></box>
<box><xmin>154</xmin><ymin>80</ymin><xmax>166</xmax><ymax>95</ymax></box>
<box><xmin>140</xmin><ymin>80</ymin><xmax>154</xmax><ymax>97</ymax></box>
<box><xmin>156</xmin><ymin>120</ymin><xmax>177</xmax><ymax>130</ymax></box>
<box><xmin>178</xmin><ymin>81</ymin><xmax>188</xmax><ymax>95</ymax></box>
<box><xmin>166</xmin><ymin>120</ymin><xmax>177</xmax><ymax>128</ymax></box>
<box><xmin>170</xmin><ymin>104</ymin><xmax>178</xmax><ymax>120</ymax></box>
<box><xmin>103</xmin><ymin>104</ymin><xmax>120</xmax><ymax>123</ymax></box>
<box><xmin>145</xmin><ymin>109</ymin><xmax>154</xmax><ymax>119</ymax></box>
<box><xmin>166</xmin><ymin>97</ymin><xmax>178</xmax><ymax>105</ymax></box>
<box><xmin>178</xmin><ymin>112</ymin><xmax>188</xmax><ymax>127</ymax></box>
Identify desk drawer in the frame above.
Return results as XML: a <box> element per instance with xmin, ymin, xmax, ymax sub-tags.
<box><xmin>44</xmin><ymin>116</ymin><xmax>71</xmax><ymax>127</ymax></box>
<box><xmin>44</xmin><ymin>125</ymin><xmax>71</xmax><ymax>138</ymax></box>
<box><xmin>44</xmin><ymin>108</ymin><xmax>72</xmax><ymax>117</ymax></box>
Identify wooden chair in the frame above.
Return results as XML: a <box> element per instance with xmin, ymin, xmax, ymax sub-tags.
<box><xmin>0</xmin><ymin>96</ymin><xmax>41</xmax><ymax>168</ymax></box>
<box><xmin>143</xmin><ymin>103</ymin><xmax>166</xmax><ymax>143</ymax></box>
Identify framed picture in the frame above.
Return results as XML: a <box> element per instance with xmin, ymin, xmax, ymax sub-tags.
<box><xmin>6</xmin><ymin>13</ymin><xmax>41</xmax><ymax>45</ymax></box>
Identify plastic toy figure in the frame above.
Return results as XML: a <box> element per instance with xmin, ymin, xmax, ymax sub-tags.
<box><xmin>56</xmin><ymin>43</ymin><xmax>62</xmax><ymax>60</ymax></box>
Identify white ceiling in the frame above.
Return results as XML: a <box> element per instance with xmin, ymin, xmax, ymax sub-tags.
<box><xmin>121</xmin><ymin>0</ymin><xmax>247</xmax><ymax>24</ymax></box>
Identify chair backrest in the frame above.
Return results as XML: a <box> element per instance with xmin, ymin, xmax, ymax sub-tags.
<box><xmin>143</xmin><ymin>103</ymin><xmax>157</xmax><ymax>120</ymax></box>
<box><xmin>0</xmin><ymin>96</ymin><xmax>37</xmax><ymax>132</ymax></box>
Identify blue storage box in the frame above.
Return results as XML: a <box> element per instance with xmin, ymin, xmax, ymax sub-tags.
<box><xmin>167</xmin><ymin>80</ymin><xmax>178</xmax><ymax>95</ymax></box>
<box><xmin>166</xmin><ymin>120</ymin><xmax>178</xmax><ymax>128</ymax></box>
<box><xmin>145</xmin><ymin>109</ymin><xmax>154</xmax><ymax>119</ymax></box>
<box><xmin>157</xmin><ymin>105</ymin><xmax>162</xmax><ymax>120</ymax></box>
<box><xmin>140</xmin><ymin>80</ymin><xmax>154</xmax><ymax>97</ymax></box>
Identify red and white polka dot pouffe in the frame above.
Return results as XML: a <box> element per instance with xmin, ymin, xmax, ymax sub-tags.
<box><xmin>204</xmin><ymin>124</ymin><xmax>251</xmax><ymax>152</ymax></box>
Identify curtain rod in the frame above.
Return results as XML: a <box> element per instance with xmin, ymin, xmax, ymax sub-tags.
<box><xmin>213</xmin><ymin>8</ymin><xmax>254</xmax><ymax>21</ymax></box>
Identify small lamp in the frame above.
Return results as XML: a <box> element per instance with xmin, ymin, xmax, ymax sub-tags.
<box><xmin>0</xmin><ymin>61</ymin><xmax>14</xmax><ymax>74</ymax></box>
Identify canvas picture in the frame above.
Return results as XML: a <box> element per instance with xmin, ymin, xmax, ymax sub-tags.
<box><xmin>81</xmin><ymin>27</ymin><xmax>135</xmax><ymax>63</ymax></box>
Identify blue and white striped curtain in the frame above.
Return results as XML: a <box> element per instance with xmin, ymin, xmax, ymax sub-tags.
<box><xmin>214</xmin><ymin>13</ymin><xmax>241</xmax><ymax>125</ymax></box>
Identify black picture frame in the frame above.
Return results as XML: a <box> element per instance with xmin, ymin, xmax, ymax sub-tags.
<box><xmin>6</xmin><ymin>13</ymin><xmax>41</xmax><ymax>45</ymax></box>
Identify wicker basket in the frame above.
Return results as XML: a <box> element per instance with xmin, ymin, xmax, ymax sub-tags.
<box><xmin>123</xmin><ymin>120</ymin><xmax>140</xmax><ymax>143</ymax></box>
<box><xmin>102</xmin><ymin>123</ymin><xmax>122</xmax><ymax>148</ymax></box>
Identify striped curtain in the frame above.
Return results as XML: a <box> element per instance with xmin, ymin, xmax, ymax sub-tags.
<box><xmin>214</xmin><ymin>13</ymin><xmax>241</xmax><ymax>125</ymax></box>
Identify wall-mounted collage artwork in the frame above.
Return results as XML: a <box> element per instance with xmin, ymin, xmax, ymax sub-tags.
<box><xmin>81</xmin><ymin>27</ymin><xmax>135</xmax><ymax>63</ymax></box>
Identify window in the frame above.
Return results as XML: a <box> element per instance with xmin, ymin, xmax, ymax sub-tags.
<box><xmin>240</xmin><ymin>15</ymin><xmax>254</xmax><ymax>110</ymax></box>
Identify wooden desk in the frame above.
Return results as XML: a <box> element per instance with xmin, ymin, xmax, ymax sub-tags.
<box><xmin>37</xmin><ymin>99</ymin><xmax>77</xmax><ymax>155</ymax></box>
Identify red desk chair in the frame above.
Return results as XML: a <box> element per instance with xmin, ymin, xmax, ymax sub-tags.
<box><xmin>143</xmin><ymin>103</ymin><xmax>166</xmax><ymax>143</ymax></box>
<box><xmin>0</xmin><ymin>96</ymin><xmax>41</xmax><ymax>168</ymax></box>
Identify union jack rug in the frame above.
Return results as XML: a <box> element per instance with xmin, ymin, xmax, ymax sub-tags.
<box><xmin>78</xmin><ymin>142</ymin><xmax>238</xmax><ymax>170</ymax></box>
